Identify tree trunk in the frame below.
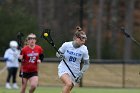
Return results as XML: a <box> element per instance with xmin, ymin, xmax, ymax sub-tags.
<box><xmin>37</xmin><ymin>0</ymin><xmax>43</xmax><ymax>27</ymax></box>
<box><xmin>96</xmin><ymin>0</ymin><xmax>105</xmax><ymax>59</ymax></box>
<box><xmin>87</xmin><ymin>0</ymin><xmax>95</xmax><ymax>57</ymax></box>
<box><xmin>110</xmin><ymin>0</ymin><xmax>119</xmax><ymax>58</ymax></box>
<box><xmin>123</xmin><ymin>0</ymin><xmax>135</xmax><ymax>60</ymax></box>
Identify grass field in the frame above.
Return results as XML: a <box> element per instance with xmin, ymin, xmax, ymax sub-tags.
<box><xmin>0</xmin><ymin>86</ymin><xmax>140</xmax><ymax>93</ymax></box>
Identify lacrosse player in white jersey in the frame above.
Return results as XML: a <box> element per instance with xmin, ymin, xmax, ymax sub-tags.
<box><xmin>4</xmin><ymin>40</ymin><xmax>20</xmax><ymax>89</ymax></box>
<box><xmin>56</xmin><ymin>26</ymin><xmax>90</xmax><ymax>93</ymax></box>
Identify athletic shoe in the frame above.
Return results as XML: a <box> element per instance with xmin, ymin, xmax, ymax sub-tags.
<box><xmin>13</xmin><ymin>83</ymin><xmax>19</xmax><ymax>89</ymax></box>
<box><xmin>5</xmin><ymin>83</ymin><xmax>12</xmax><ymax>89</ymax></box>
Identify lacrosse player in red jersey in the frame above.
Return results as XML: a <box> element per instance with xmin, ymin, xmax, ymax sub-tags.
<box><xmin>56</xmin><ymin>26</ymin><xmax>90</xmax><ymax>93</ymax></box>
<box><xmin>19</xmin><ymin>33</ymin><xmax>44</xmax><ymax>93</ymax></box>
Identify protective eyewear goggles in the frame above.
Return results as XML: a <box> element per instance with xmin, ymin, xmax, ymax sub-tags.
<box><xmin>78</xmin><ymin>35</ymin><xmax>87</xmax><ymax>40</ymax></box>
<box><xmin>28</xmin><ymin>37</ymin><xmax>36</xmax><ymax>40</ymax></box>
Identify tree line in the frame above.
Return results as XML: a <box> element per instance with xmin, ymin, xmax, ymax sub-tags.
<box><xmin>0</xmin><ymin>0</ymin><xmax>140</xmax><ymax>60</ymax></box>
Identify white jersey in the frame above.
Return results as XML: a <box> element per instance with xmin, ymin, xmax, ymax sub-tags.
<box><xmin>4</xmin><ymin>48</ymin><xmax>20</xmax><ymax>67</ymax></box>
<box><xmin>58</xmin><ymin>41</ymin><xmax>89</xmax><ymax>79</ymax></box>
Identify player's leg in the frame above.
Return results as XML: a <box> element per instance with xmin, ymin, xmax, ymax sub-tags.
<box><xmin>60</xmin><ymin>73</ymin><xmax>74</xmax><ymax>93</ymax></box>
<box><xmin>20</xmin><ymin>78</ymin><xmax>28</xmax><ymax>93</ymax></box>
<box><xmin>12</xmin><ymin>67</ymin><xmax>19</xmax><ymax>89</ymax></box>
<box><xmin>6</xmin><ymin>67</ymin><xmax>12</xmax><ymax>89</ymax></box>
<box><xmin>28</xmin><ymin>76</ymin><xmax>38</xmax><ymax>93</ymax></box>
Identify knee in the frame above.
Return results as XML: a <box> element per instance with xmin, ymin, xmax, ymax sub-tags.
<box><xmin>30</xmin><ymin>84</ymin><xmax>37</xmax><ymax>89</ymax></box>
<box><xmin>65</xmin><ymin>82</ymin><xmax>73</xmax><ymax>88</ymax></box>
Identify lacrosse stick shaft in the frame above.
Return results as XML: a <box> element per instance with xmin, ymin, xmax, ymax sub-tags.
<box><xmin>17</xmin><ymin>32</ymin><xmax>24</xmax><ymax>84</ymax></box>
<box><xmin>121</xmin><ymin>27</ymin><xmax>140</xmax><ymax>48</ymax></box>
<box><xmin>121</xmin><ymin>28</ymin><xmax>140</xmax><ymax>75</ymax></box>
<box><xmin>130</xmin><ymin>37</ymin><xmax>140</xmax><ymax>47</ymax></box>
<box><xmin>63</xmin><ymin>59</ymin><xmax>76</xmax><ymax>78</ymax></box>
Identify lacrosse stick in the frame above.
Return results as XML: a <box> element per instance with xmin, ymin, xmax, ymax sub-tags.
<box><xmin>121</xmin><ymin>27</ymin><xmax>140</xmax><ymax>47</ymax></box>
<box><xmin>121</xmin><ymin>27</ymin><xmax>140</xmax><ymax>75</ymax></box>
<box><xmin>41</xmin><ymin>28</ymin><xmax>76</xmax><ymax>78</ymax></box>
<box><xmin>17</xmin><ymin>32</ymin><xmax>24</xmax><ymax>50</ymax></box>
<box><xmin>16</xmin><ymin>32</ymin><xmax>24</xmax><ymax>84</ymax></box>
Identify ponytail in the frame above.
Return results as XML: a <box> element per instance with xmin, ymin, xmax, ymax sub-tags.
<box><xmin>74</xmin><ymin>26</ymin><xmax>86</xmax><ymax>39</ymax></box>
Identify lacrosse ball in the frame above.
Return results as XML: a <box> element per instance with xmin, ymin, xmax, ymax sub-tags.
<box><xmin>44</xmin><ymin>33</ymin><xmax>48</xmax><ymax>37</ymax></box>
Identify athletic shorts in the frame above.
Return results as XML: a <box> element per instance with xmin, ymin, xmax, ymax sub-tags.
<box><xmin>58</xmin><ymin>65</ymin><xmax>77</xmax><ymax>85</ymax></box>
<box><xmin>19</xmin><ymin>71</ymin><xmax>38</xmax><ymax>79</ymax></box>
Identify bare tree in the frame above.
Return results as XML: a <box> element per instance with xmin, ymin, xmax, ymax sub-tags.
<box><xmin>37</xmin><ymin>0</ymin><xmax>43</xmax><ymax>26</ymax></box>
<box><xmin>86</xmin><ymin>0</ymin><xmax>95</xmax><ymax>58</ymax></box>
<box><xmin>96</xmin><ymin>0</ymin><xmax>105</xmax><ymax>59</ymax></box>
<box><xmin>110</xmin><ymin>0</ymin><xmax>119</xmax><ymax>58</ymax></box>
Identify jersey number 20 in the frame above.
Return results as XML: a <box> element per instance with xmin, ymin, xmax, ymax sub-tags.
<box><xmin>69</xmin><ymin>56</ymin><xmax>76</xmax><ymax>62</ymax></box>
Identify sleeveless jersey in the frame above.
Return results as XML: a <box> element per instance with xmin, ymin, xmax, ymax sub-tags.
<box><xmin>21</xmin><ymin>45</ymin><xmax>43</xmax><ymax>72</ymax></box>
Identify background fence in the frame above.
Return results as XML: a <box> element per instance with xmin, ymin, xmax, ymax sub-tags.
<box><xmin>0</xmin><ymin>58</ymin><xmax>140</xmax><ymax>88</ymax></box>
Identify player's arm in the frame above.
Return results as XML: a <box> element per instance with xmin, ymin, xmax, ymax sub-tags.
<box><xmin>75</xmin><ymin>47</ymin><xmax>90</xmax><ymax>83</ymax></box>
<box><xmin>81</xmin><ymin>59</ymin><xmax>90</xmax><ymax>73</ymax></box>
<box><xmin>37</xmin><ymin>47</ymin><xmax>44</xmax><ymax>63</ymax></box>
<box><xmin>37</xmin><ymin>53</ymin><xmax>44</xmax><ymax>63</ymax></box>
<box><xmin>75</xmin><ymin>59</ymin><xmax>90</xmax><ymax>83</ymax></box>
<box><xmin>39</xmin><ymin>53</ymin><xmax>44</xmax><ymax>62</ymax></box>
<box><xmin>18</xmin><ymin>49</ymin><xmax>23</xmax><ymax>62</ymax></box>
<box><xmin>4</xmin><ymin>50</ymin><xmax>14</xmax><ymax>62</ymax></box>
<box><xmin>81</xmin><ymin>47</ymin><xmax>90</xmax><ymax>73</ymax></box>
<box><xmin>56</xmin><ymin>50</ymin><xmax>65</xmax><ymax>60</ymax></box>
<box><xmin>56</xmin><ymin>42</ymin><xmax>67</xmax><ymax>60</ymax></box>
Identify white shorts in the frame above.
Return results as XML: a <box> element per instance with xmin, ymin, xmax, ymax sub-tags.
<box><xmin>58</xmin><ymin>65</ymin><xmax>77</xmax><ymax>85</ymax></box>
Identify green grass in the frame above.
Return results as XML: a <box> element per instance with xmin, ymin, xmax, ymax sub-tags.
<box><xmin>0</xmin><ymin>86</ymin><xmax>140</xmax><ymax>93</ymax></box>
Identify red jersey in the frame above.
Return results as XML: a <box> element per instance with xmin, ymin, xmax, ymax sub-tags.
<box><xmin>21</xmin><ymin>45</ymin><xmax>43</xmax><ymax>72</ymax></box>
